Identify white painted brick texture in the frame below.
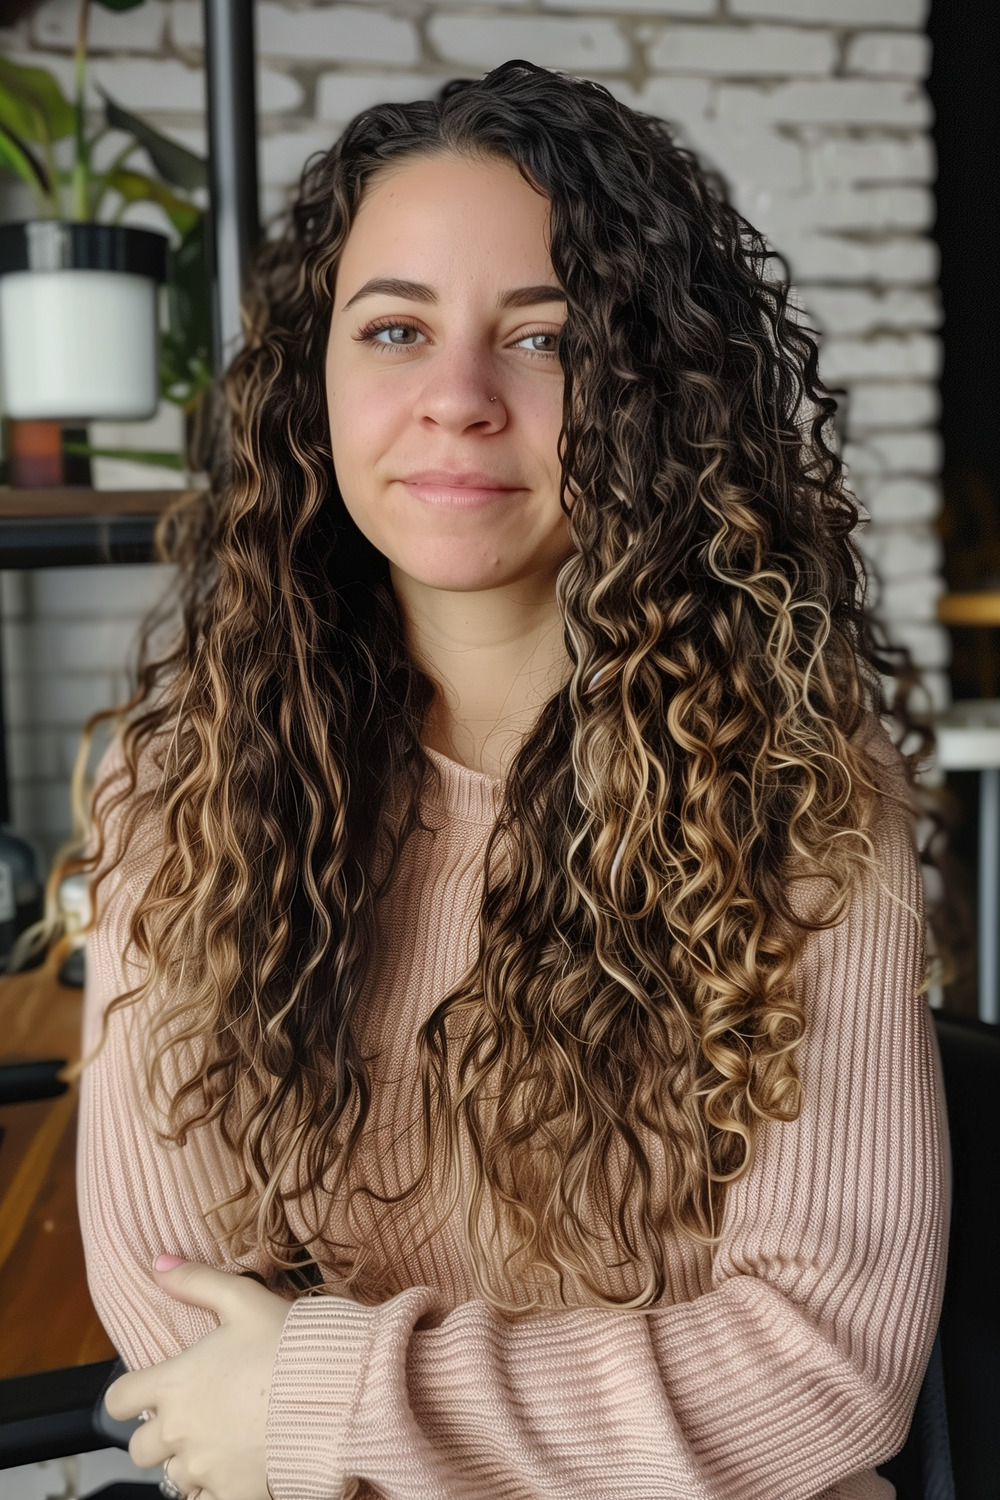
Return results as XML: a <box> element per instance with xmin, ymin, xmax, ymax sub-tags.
<box><xmin>0</xmin><ymin>0</ymin><xmax>947</xmax><ymax>867</ymax></box>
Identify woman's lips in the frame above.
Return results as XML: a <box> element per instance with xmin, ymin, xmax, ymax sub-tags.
<box><xmin>398</xmin><ymin>472</ymin><xmax>526</xmax><ymax>510</ymax></box>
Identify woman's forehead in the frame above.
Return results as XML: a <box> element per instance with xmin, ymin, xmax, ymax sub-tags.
<box><xmin>338</xmin><ymin>154</ymin><xmax>555</xmax><ymax>294</ymax></box>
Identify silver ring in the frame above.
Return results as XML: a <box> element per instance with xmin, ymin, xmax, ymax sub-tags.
<box><xmin>159</xmin><ymin>1456</ymin><xmax>186</xmax><ymax>1500</ymax></box>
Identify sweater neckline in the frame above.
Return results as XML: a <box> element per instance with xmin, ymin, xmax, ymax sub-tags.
<box><xmin>421</xmin><ymin>744</ymin><xmax>504</xmax><ymax>825</ymax></box>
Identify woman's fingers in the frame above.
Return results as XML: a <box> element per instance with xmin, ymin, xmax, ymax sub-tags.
<box><xmin>127</xmin><ymin>1413</ymin><xmax>169</xmax><ymax>1471</ymax></box>
<box><xmin>162</xmin><ymin>1452</ymin><xmax>212</xmax><ymax>1499</ymax></box>
<box><xmin>152</xmin><ymin>1258</ymin><xmax>271</xmax><ymax>1323</ymax></box>
<box><xmin>105</xmin><ymin>1367</ymin><xmax>159</xmax><ymax>1422</ymax></box>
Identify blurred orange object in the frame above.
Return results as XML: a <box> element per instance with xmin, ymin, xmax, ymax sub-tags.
<box><xmin>7</xmin><ymin>420</ymin><xmax>63</xmax><ymax>488</ymax></box>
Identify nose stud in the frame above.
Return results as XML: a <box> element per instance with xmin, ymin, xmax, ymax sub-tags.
<box><xmin>490</xmin><ymin>396</ymin><xmax>497</xmax><ymax>402</ymax></box>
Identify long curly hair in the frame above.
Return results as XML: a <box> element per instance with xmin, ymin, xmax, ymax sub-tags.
<box><xmin>68</xmin><ymin>60</ymin><xmax>935</xmax><ymax>1313</ymax></box>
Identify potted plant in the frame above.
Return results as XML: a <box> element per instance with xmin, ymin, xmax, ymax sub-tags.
<box><xmin>0</xmin><ymin>0</ymin><xmax>211</xmax><ymax>433</ymax></box>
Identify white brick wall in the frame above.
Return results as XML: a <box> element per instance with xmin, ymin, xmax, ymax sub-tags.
<box><xmin>0</xmin><ymin>563</ymin><xmax>177</xmax><ymax>865</ymax></box>
<box><xmin>0</xmin><ymin>0</ymin><xmax>948</xmax><ymax>877</ymax></box>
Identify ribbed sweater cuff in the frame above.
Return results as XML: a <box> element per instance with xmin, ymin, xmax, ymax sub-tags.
<box><xmin>266</xmin><ymin>1294</ymin><xmax>377</xmax><ymax>1500</ymax></box>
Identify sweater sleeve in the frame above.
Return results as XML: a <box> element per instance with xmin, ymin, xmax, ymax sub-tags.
<box><xmin>264</xmin><ymin>767</ymin><xmax>951</xmax><ymax>1500</ymax></box>
<box><xmin>77</xmin><ymin>734</ymin><xmax>271</xmax><ymax>1371</ymax></box>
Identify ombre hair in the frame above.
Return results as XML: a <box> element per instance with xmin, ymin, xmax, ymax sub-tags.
<box><xmin>68</xmin><ymin>60</ymin><xmax>936</xmax><ymax>1312</ymax></box>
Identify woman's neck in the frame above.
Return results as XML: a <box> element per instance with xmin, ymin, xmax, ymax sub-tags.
<box><xmin>390</xmin><ymin>562</ymin><xmax>571</xmax><ymax>779</ymax></box>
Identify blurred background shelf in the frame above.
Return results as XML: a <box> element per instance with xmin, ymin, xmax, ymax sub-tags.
<box><xmin>0</xmin><ymin>489</ymin><xmax>178</xmax><ymax>517</ymax></box>
<box><xmin>0</xmin><ymin>488</ymin><xmax>184</xmax><ymax>825</ymax></box>
<box><xmin>0</xmin><ymin>487</ymin><xmax>180</xmax><ymax>568</ymax></box>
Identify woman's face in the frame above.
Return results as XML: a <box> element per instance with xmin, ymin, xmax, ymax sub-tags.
<box><xmin>326</xmin><ymin>152</ymin><xmax>572</xmax><ymax>594</ymax></box>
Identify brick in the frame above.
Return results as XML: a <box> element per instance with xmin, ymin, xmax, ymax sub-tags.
<box><xmin>259</xmin><ymin>127</ymin><xmax>339</xmax><ymax>186</ymax></box>
<box><xmin>89</xmin><ymin>56</ymin><xmax>302</xmax><ymax>115</ymax></box>
<box><xmin>882</xmin><ymin>621</ymin><xmax>950</xmax><ymax>669</ymax></box>
<box><xmin>729</xmin><ymin>0</ymin><xmax>926</xmax><ymax>25</ymax></box>
<box><xmin>647</xmin><ymin>24</ymin><xmax>835</xmax><ymax>76</ymax></box>
<box><xmin>428</xmin><ymin>15</ymin><xmax>629</xmax><ymax>72</ymax></box>
<box><xmin>688</xmin><ymin>121</ymin><xmax>805</xmax><ymax>194</ymax></box>
<box><xmin>808</xmin><ymin>133</ymin><xmax>933</xmax><ymax>187</ymax></box>
<box><xmin>317</xmin><ymin>73</ymin><xmax>447</xmax><ymax>125</ymax></box>
<box><xmin>880</xmin><ymin>573</ymin><xmax>945</xmax><ymax>621</ymax></box>
<box><xmin>844</xmin><ymin>431</ymin><xmax>941</xmax><ymax>476</ymax></box>
<box><xmin>256</xmin><ymin>4</ymin><xmax>419</xmax><ymax>66</ymax></box>
<box><xmin>757</xmin><ymin>186</ymin><xmax>932</xmax><ymax>236</ymax></box>
<box><xmin>717</xmin><ymin>79</ymin><xmax>930</xmax><ymax>127</ymax></box>
<box><xmin>846</xmin><ymin>382</ymin><xmax>939</xmax><ymax>430</ymax></box>
<box><xmin>918</xmin><ymin>670</ymin><xmax>949</xmax><ymax>713</ymax></box>
<box><xmin>181</xmin><ymin>0</ymin><xmax>415</xmax><ymax>59</ymax></box>
<box><xmin>33</xmin><ymin>0</ymin><xmax>167</xmax><ymax>51</ymax></box>
<box><xmin>544</xmin><ymin>0</ymin><xmax>714</xmax><ymax>12</ymax></box>
<box><xmin>86</xmin><ymin>56</ymin><xmax>206</xmax><ymax>111</ymax></box>
<box><xmin>606</xmin><ymin>76</ymin><xmax>710</xmax><ymax>130</ymax></box>
<box><xmin>856</xmin><ymin>523</ymin><xmax>942</xmax><ymax>581</ymax></box>
<box><xmin>775</xmin><ymin>233</ymin><xmax>936</xmax><ymax>285</ymax></box>
<box><xmin>873</xmin><ymin>665</ymin><xmax>948</xmax><ymax>721</ymax></box>
<box><xmin>171</xmin><ymin>0</ymin><xmax>204</xmax><ymax>45</ymax></box>
<box><xmin>819</xmin><ymin>334</ymin><xmax>940</xmax><ymax>383</ymax></box>
<box><xmin>846</xmin><ymin>31</ymin><xmax>930</xmax><ymax>78</ymax></box>
<box><xmin>31</xmin><ymin>564</ymin><xmax>176</xmax><ymax>619</ymax></box>
<box><xmin>856</xmin><ymin>478</ymin><xmax>940</xmax><ymax>524</ymax></box>
<box><xmin>799</xmin><ymin>288</ymin><xmax>939</xmax><ymax>337</ymax></box>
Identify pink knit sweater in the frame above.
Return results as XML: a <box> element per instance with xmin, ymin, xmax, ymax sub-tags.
<box><xmin>77</xmin><ymin>719</ymin><xmax>949</xmax><ymax>1500</ymax></box>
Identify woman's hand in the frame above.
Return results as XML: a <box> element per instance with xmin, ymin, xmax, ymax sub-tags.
<box><xmin>104</xmin><ymin>1257</ymin><xmax>293</xmax><ymax>1500</ymax></box>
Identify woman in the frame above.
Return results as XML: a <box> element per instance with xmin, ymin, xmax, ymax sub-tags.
<box><xmin>75</xmin><ymin>60</ymin><xmax>948</xmax><ymax>1500</ymax></box>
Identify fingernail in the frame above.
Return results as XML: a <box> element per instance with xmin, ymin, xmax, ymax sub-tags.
<box><xmin>153</xmin><ymin>1254</ymin><xmax>185</xmax><ymax>1271</ymax></box>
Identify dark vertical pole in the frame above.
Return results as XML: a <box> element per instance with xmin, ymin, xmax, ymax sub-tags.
<box><xmin>0</xmin><ymin>605</ymin><xmax>10</xmax><ymax>827</ymax></box>
<box><xmin>202</xmin><ymin>0</ymin><xmax>260</xmax><ymax>372</ymax></box>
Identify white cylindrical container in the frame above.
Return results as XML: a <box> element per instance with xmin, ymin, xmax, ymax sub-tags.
<box><xmin>0</xmin><ymin>221</ymin><xmax>169</xmax><ymax>422</ymax></box>
<box><xmin>57</xmin><ymin>872</ymin><xmax>92</xmax><ymax>936</ymax></box>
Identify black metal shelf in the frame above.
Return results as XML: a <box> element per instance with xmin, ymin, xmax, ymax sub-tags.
<box><xmin>0</xmin><ymin>488</ymin><xmax>182</xmax><ymax>568</ymax></box>
<box><xmin>0</xmin><ymin>514</ymin><xmax>158</xmax><ymax>568</ymax></box>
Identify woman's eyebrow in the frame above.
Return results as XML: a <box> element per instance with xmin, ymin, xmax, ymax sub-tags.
<box><xmin>340</xmin><ymin>277</ymin><xmax>566</xmax><ymax>311</ymax></box>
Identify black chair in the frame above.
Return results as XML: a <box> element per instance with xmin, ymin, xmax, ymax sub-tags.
<box><xmin>0</xmin><ymin>1058</ymin><xmax>69</xmax><ymax>1107</ymax></box>
<box><xmin>877</xmin><ymin>1009</ymin><xmax>1000</xmax><ymax>1500</ymax></box>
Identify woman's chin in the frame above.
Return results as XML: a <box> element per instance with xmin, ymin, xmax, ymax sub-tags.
<box><xmin>390</xmin><ymin>552</ymin><xmax>528</xmax><ymax>595</ymax></box>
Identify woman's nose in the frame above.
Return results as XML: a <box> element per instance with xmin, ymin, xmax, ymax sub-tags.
<box><xmin>411</xmin><ymin>344</ymin><xmax>506</xmax><ymax>432</ymax></box>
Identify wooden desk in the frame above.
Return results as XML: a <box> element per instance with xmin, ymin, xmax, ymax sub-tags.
<box><xmin>0</xmin><ymin>944</ymin><xmax>114</xmax><ymax>1379</ymax></box>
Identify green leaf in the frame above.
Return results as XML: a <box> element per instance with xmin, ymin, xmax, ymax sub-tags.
<box><xmin>0</xmin><ymin>120</ymin><xmax>51</xmax><ymax>195</ymax></box>
<box><xmin>0</xmin><ymin>56</ymin><xmax>74</xmax><ymax>143</ymax></box>
<box><xmin>161</xmin><ymin>215</ymin><xmax>214</xmax><ymax>407</ymax></box>
<box><xmin>106</xmin><ymin>166</ymin><xmax>201</xmax><ymax>236</ymax></box>
<box><xmin>101</xmin><ymin>89</ymin><xmax>207</xmax><ymax>191</ymax></box>
<box><xmin>63</xmin><ymin>442</ymin><xmax>184</xmax><ymax>470</ymax></box>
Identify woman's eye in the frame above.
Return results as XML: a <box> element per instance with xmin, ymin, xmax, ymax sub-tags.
<box><xmin>368</xmin><ymin>324</ymin><xmax>423</xmax><ymax>347</ymax></box>
<box><xmin>514</xmin><ymin>331</ymin><xmax>560</xmax><ymax>355</ymax></box>
<box><xmin>357</xmin><ymin>323</ymin><xmax>560</xmax><ymax>357</ymax></box>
